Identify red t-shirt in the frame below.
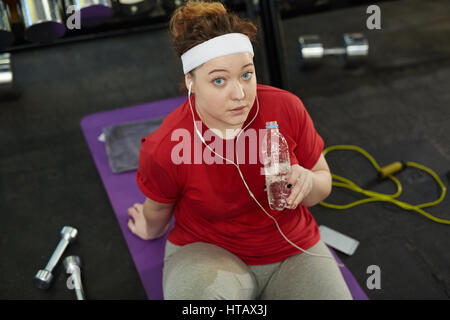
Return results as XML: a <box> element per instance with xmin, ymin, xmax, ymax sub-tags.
<box><xmin>136</xmin><ymin>84</ymin><xmax>324</xmax><ymax>265</ymax></box>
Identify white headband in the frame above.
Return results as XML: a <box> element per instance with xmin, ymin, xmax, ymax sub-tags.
<box><xmin>181</xmin><ymin>33</ymin><xmax>254</xmax><ymax>74</ymax></box>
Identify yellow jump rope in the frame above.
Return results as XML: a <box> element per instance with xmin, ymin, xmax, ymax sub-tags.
<box><xmin>319</xmin><ymin>145</ymin><xmax>450</xmax><ymax>225</ymax></box>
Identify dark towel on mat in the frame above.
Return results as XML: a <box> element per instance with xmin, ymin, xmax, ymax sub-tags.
<box><xmin>103</xmin><ymin>117</ymin><xmax>165</xmax><ymax>173</ymax></box>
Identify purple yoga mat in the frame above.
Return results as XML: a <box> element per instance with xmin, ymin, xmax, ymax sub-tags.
<box><xmin>80</xmin><ymin>96</ymin><xmax>369</xmax><ymax>300</ymax></box>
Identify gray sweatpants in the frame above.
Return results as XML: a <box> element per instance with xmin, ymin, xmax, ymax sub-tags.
<box><xmin>162</xmin><ymin>240</ymin><xmax>353</xmax><ymax>300</ymax></box>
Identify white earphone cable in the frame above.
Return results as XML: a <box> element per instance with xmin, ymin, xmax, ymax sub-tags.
<box><xmin>187</xmin><ymin>83</ymin><xmax>342</xmax><ymax>267</ymax></box>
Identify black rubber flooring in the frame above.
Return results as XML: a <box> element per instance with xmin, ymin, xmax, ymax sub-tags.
<box><xmin>0</xmin><ymin>0</ymin><xmax>449</xmax><ymax>299</ymax></box>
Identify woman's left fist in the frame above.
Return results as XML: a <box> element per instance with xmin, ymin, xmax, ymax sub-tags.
<box><xmin>285</xmin><ymin>164</ymin><xmax>314</xmax><ymax>209</ymax></box>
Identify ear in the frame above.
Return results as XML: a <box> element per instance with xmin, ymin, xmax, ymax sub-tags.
<box><xmin>185</xmin><ymin>73</ymin><xmax>194</xmax><ymax>93</ymax></box>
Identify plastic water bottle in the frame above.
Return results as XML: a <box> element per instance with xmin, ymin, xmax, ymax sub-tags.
<box><xmin>262</xmin><ymin>121</ymin><xmax>291</xmax><ymax>211</ymax></box>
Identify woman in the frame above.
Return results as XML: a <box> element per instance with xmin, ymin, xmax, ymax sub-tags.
<box><xmin>127</xmin><ymin>0</ymin><xmax>352</xmax><ymax>300</ymax></box>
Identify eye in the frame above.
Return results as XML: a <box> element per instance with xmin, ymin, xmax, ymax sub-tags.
<box><xmin>213</xmin><ymin>78</ymin><xmax>225</xmax><ymax>86</ymax></box>
<box><xmin>242</xmin><ymin>72</ymin><xmax>253</xmax><ymax>80</ymax></box>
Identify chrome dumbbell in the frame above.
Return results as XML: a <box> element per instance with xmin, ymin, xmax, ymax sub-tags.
<box><xmin>117</xmin><ymin>0</ymin><xmax>156</xmax><ymax>16</ymax></box>
<box><xmin>63</xmin><ymin>0</ymin><xmax>114</xmax><ymax>28</ymax></box>
<box><xmin>64</xmin><ymin>256</ymin><xmax>85</xmax><ymax>300</ymax></box>
<box><xmin>0</xmin><ymin>53</ymin><xmax>13</xmax><ymax>94</ymax></box>
<box><xmin>19</xmin><ymin>0</ymin><xmax>67</xmax><ymax>44</ymax></box>
<box><xmin>0</xmin><ymin>1</ymin><xmax>15</xmax><ymax>49</ymax></box>
<box><xmin>298</xmin><ymin>33</ymin><xmax>369</xmax><ymax>68</ymax></box>
<box><xmin>35</xmin><ymin>226</ymin><xmax>78</xmax><ymax>289</ymax></box>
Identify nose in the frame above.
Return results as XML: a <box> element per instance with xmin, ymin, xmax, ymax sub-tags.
<box><xmin>231</xmin><ymin>81</ymin><xmax>245</xmax><ymax>100</ymax></box>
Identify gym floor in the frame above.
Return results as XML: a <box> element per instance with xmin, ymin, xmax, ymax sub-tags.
<box><xmin>1</xmin><ymin>0</ymin><xmax>449</xmax><ymax>299</ymax></box>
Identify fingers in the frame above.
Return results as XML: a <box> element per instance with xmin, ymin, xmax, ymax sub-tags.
<box><xmin>265</xmin><ymin>164</ymin><xmax>312</xmax><ymax>209</ymax></box>
<box><xmin>285</xmin><ymin>169</ymin><xmax>300</xmax><ymax>207</ymax></box>
<box><xmin>286</xmin><ymin>164</ymin><xmax>301</xmax><ymax>187</ymax></box>
<box><xmin>127</xmin><ymin>216</ymin><xmax>136</xmax><ymax>234</ymax></box>
<box><xmin>286</xmin><ymin>169</ymin><xmax>313</xmax><ymax>209</ymax></box>
<box><xmin>127</xmin><ymin>203</ymin><xmax>142</xmax><ymax>234</ymax></box>
<box><xmin>127</xmin><ymin>202</ymin><xmax>149</xmax><ymax>238</ymax></box>
<box><xmin>291</xmin><ymin>188</ymin><xmax>305</xmax><ymax>209</ymax></box>
<box><xmin>286</xmin><ymin>175</ymin><xmax>303</xmax><ymax>206</ymax></box>
<box><xmin>128</xmin><ymin>206</ymin><xmax>137</xmax><ymax>219</ymax></box>
<box><xmin>128</xmin><ymin>203</ymin><xmax>143</xmax><ymax>217</ymax></box>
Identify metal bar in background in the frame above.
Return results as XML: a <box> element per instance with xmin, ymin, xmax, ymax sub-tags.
<box><xmin>0</xmin><ymin>20</ymin><xmax>169</xmax><ymax>54</ymax></box>
<box><xmin>259</xmin><ymin>0</ymin><xmax>287</xmax><ymax>90</ymax></box>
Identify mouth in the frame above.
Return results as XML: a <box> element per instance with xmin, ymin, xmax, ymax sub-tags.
<box><xmin>230</xmin><ymin>105</ymin><xmax>246</xmax><ymax>111</ymax></box>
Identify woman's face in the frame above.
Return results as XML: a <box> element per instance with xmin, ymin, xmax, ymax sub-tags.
<box><xmin>186</xmin><ymin>52</ymin><xmax>257</xmax><ymax>136</ymax></box>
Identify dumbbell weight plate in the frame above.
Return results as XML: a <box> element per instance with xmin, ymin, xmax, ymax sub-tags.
<box><xmin>19</xmin><ymin>0</ymin><xmax>66</xmax><ymax>44</ymax></box>
<box><xmin>34</xmin><ymin>269</ymin><xmax>53</xmax><ymax>289</ymax></box>
<box><xmin>0</xmin><ymin>52</ymin><xmax>14</xmax><ymax>92</ymax></box>
<box><xmin>0</xmin><ymin>1</ymin><xmax>15</xmax><ymax>49</ymax></box>
<box><xmin>63</xmin><ymin>0</ymin><xmax>114</xmax><ymax>28</ymax></box>
<box><xmin>298</xmin><ymin>34</ymin><xmax>324</xmax><ymax>68</ymax></box>
<box><xmin>341</xmin><ymin>33</ymin><xmax>369</xmax><ymax>67</ymax></box>
<box><xmin>117</xmin><ymin>0</ymin><xmax>156</xmax><ymax>16</ymax></box>
<box><xmin>0</xmin><ymin>52</ymin><xmax>22</xmax><ymax>101</ymax></box>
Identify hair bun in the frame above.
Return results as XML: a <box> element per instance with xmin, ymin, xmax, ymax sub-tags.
<box><xmin>170</xmin><ymin>1</ymin><xmax>227</xmax><ymax>39</ymax></box>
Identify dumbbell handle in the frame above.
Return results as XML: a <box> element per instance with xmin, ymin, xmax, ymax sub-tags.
<box><xmin>70</xmin><ymin>269</ymin><xmax>85</xmax><ymax>300</ymax></box>
<box><xmin>75</xmin><ymin>287</ymin><xmax>85</xmax><ymax>300</ymax></box>
<box><xmin>323</xmin><ymin>48</ymin><xmax>347</xmax><ymax>56</ymax></box>
<box><xmin>45</xmin><ymin>238</ymin><xmax>70</xmax><ymax>272</ymax></box>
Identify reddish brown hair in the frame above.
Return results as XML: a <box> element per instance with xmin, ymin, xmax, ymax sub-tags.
<box><xmin>169</xmin><ymin>0</ymin><xmax>258</xmax><ymax>94</ymax></box>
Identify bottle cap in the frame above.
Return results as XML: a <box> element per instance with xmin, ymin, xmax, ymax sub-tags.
<box><xmin>266</xmin><ymin>121</ymin><xmax>278</xmax><ymax>129</ymax></box>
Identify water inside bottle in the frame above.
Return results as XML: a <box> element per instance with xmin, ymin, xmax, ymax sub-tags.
<box><xmin>265</xmin><ymin>162</ymin><xmax>292</xmax><ymax>211</ymax></box>
<box><xmin>263</xmin><ymin>121</ymin><xmax>291</xmax><ymax>211</ymax></box>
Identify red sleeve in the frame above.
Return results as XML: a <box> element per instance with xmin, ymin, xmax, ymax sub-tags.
<box><xmin>289</xmin><ymin>94</ymin><xmax>325</xmax><ymax>170</ymax></box>
<box><xmin>136</xmin><ymin>137</ymin><xmax>180</xmax><ymax>203</ymax></box>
